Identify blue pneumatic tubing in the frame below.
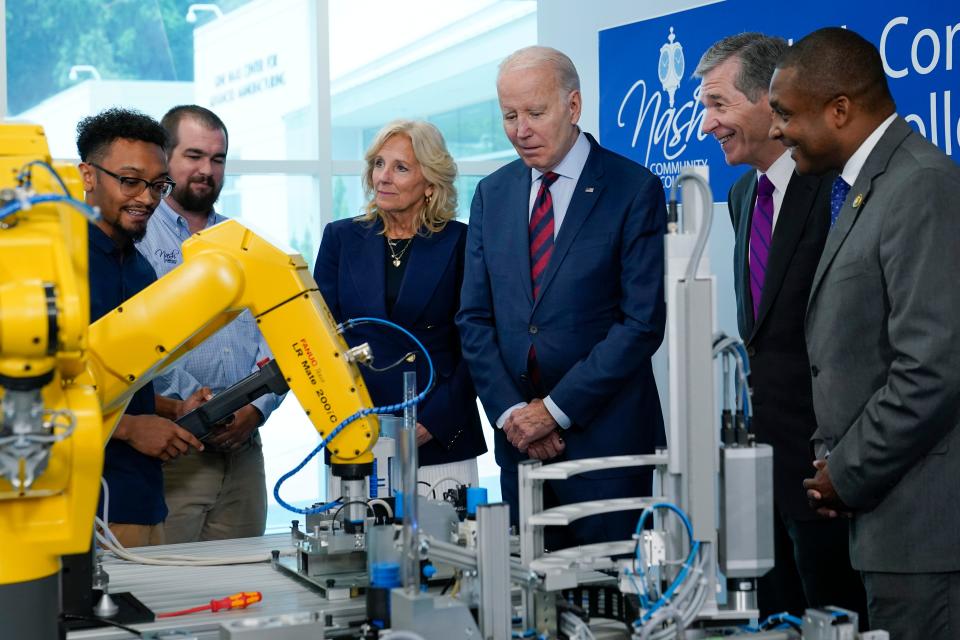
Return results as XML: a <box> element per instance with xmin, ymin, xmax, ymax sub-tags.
<box><xmin>273</xmin><ymin>316</ymin><xmax>434</xmax><ymax>515</ymax></box>
<box><xmin>0</xmin><ymin>193</ymin><xmax>99</xmax><ymax>222</ymax></box>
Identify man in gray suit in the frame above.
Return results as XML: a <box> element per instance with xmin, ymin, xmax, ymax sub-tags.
<box><xmin>769</xmin><ymin>27</ymin><xmax>960</xmax><ymax>639</ymax></box>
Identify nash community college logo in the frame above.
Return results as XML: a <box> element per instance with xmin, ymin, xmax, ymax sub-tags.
<box><xmin>658</xmin><ymin>27</ymin><xmax>685</xmax><ymax>107</ymax></box>
<box><xmin>615</xmin><ymin>27</ymin><xmax>708</xmax><ymax>188</ymax></box>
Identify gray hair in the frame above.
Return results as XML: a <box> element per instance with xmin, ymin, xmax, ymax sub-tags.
<box><xmin>694</xmin><ymin>33</ymin><xmax>788</xmax><ymax>103</ymax></box>
<box><xmin>498</xmin><ymin>45</ymin><xmax>580</xmax><ymax>94</ymax></box>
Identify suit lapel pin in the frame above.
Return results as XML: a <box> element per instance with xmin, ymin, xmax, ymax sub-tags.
<box><xmin>852</xmin><ymin>194</ymin><xmax>864</xmax><ymax>208</ymax></box>
<box><xmin>585</xmin><ymin>187</ymin><xmax>595</xmax><ymax>193</ymax></box>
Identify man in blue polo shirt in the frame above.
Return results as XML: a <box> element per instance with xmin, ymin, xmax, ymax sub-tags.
<box><xmin>77</xmin><ymin>108</ymin><xmax>206</xmax><ymax>547</ymax></box>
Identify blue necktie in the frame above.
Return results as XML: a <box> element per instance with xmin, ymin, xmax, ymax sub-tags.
<box><xmin>830</xmin><ymin>177</ymin><xmax>851</xmax><ymax>228</ymax></box>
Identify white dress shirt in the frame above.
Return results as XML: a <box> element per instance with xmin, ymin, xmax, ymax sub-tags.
<box><xmin>759</xmin><ymin>149</ymin><xmax>797</xmax><ymax>234</ymax></box>
<box><xmin>840</xmin><ymin>113</ymin><xmax>897</xmax><ymax>188</ymax></box>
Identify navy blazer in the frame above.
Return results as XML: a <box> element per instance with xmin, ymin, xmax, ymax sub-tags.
<box><xmin>313</xmin><ymin>217</ymin><xmax>486</xmax><ymax>466</ymax></box>
<box><xmin>456</xmin><ymin>134</ymin><xmax>666</xmax><ymax>474</ymax></box>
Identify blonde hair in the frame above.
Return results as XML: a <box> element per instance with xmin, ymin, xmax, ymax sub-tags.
<box><xmin>358</xmin><ymin>120</ymin><xmax>458</xmax><ymax>235</ymax></box>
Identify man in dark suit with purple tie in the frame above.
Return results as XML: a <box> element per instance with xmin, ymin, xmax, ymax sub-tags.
<box><xmin>456</xmin><ymin>46</ymin><xmax>667</xmax><ymax>548</ymax></box>
<box><xmin>695</xmin><ymin>33</ymin><xmax>866</xmax><ymax>622</ymax></box>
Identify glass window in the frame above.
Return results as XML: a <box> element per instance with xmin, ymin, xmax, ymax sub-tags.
<box><xmin>192</xmin><ymin>0</ymin><xmax>321</xmax><ymax>160</ymax></box>
<box><xmin>454</xmin><ymin>175</ymin><xmax>484</xmax><ymax>220</ymax></box>
<box><xmin>224</xmin><ymin>174</ymin><xmax>322</xmax><ymax>266</ymax></box>
<box><xmin>6</xmin><ymin>0</ymin><xmax>318</xmax><ymax>161</ymax></box>
<box><xmin>4</xmin><ymin>0</ymin><xmax>530</xmax><ymax>532</ymax></box>
<box><xmin>329</xmin><ymin>0</ymin><xmax>535</xmax><ymax>162</ymax></box>
<box><xmin>332</xmin><ymin>175</ymin><xmax>364</xmax><ymax>222</ymax></box>
<box><xmin>263</xmin><ymin>396</ymin><xmax>326</xmax><ymax>531</ymax></box>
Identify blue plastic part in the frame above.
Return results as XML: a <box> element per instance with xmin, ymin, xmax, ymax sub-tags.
<box><xmin>466</xmin><ymin>487</ymin><xmax>488</xmax><ymax>516</ymax></box>
<box><xmin>422</xmin><ymin>563</ymin><xmax>436</xmax><ymax>579</ymax></box>
<box><xmin>394</xmin><ymin>491</ymin><xmax>403</xmax><ymax>519</ymax></box>
<box><xmin>370</xmin><ymin>562</ymin><xmax>402</xmax><ymax>588</ymax></box>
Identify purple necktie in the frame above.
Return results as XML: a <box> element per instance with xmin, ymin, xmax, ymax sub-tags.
<box><xmin>750</xmin><ymin>174</ymin><xmax>775</xmax><ymax>319</ymax></box>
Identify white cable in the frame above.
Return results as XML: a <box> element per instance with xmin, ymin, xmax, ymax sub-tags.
<box><xmin>650</xmin><ymin>580</ymin><xmax>708</xmax><ymax>640</ymax></box>
<box><xmin>646</xmin><ymin>551</ymin><xmax>710</xmax><ymax>640</ymax></box>
<box><xmin>634</xmin><ymin>550</ymin><xmax>709</xmax><ymax>640</ymax></box>
<box><xmin>560</xmin><ymin>611</ymin><xmax>596</xmax><ymax>640</ymax></box>
<box><xmin>100</xmin><ymin>476</ymin><xmax>110</xmax><ymax>527</ymax></box>
<box><xmin>667</xmin><ymin>169</ymin><xmax>714</xmax><ymax>283</ymax></box>
<box><xmin>638</xmin><ymin>606</ymin><xmax>684</xmax><ymax>640</ymax></box>
<box><xmin>712</xmin><ymin>335</ymin><xmax>754</xmax><ymax>419</ymax></box>
<box><xmin>94</xmin><ymin>516</ymin><xmax>291</xmax><ymax>566</ymax></box>
<box><xmin>368</xmin><ymin>498</ymin><xmax>394</xmax><ymax>519</ymax></box>
<box><xmin>721</xmin><ymin>352</ymin><xmax>731</xmax><ymax>412</ymax></box>
<box><xmin>731</xmin><ymin>347</ymin><xmax>752</xmax><ymax>418</ymax></box>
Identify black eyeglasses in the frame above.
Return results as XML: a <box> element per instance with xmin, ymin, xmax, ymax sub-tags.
<box><xmin>90</xmin><ymin>163</ymin><xmax>176</xmax><ymax>199</ymax></box>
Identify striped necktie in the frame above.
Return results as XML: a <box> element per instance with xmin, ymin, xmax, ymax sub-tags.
<box><xmin>529</xmin><ymin>171</ymin><xmax>559</xmax><ymax>299</ymax></box>
<box><xmin>750</xmin><ymin>174</ymin><xmax>775</xmax><ymax>319</ymax></box>
<box><xmin>527</xmin><ymin>171</ymin><xmax>560</xmax><ymax>395</ymax></box>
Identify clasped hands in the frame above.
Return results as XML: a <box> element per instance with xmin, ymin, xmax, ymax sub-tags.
<box><xmin>503</xmin><ymin>398</ymin><xmax>565</xmax><ymax>460</ymax></box>
<box><xmin>802</xmin><ymin>459</ymin><xmax>853</xmax><ymax>518</ymax></box>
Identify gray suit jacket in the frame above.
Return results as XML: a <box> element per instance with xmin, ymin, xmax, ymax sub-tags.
<box><xmin>805</xmin><ymin>117</ymin><xmax>960</xmax><ymax>573</ymax></box>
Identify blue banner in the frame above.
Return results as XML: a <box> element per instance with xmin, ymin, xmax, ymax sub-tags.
<box><xmin>599</xmin><ymin>0</ymin><xmax>960</xmax><ymax>199</ymax></box>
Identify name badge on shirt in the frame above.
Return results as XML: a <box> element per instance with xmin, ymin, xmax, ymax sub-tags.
<box><xmin>155</xmin><ymin>248</ymin><xmax>180</xmax><ymax>265</ymax></box>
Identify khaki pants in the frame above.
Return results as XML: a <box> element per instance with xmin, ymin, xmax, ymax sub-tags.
<box><xmin>108</xmin><ymin>523</ymin><xmax>165</xmax><ymax>548</ymax></box>
<box><xmin>162</xmin><ymin>443</ymin><xmax>267</xmax><ymax>543</ymax></box>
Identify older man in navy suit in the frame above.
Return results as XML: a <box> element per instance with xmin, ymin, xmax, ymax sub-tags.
<box><xmin>456</xmin><ymin>46</ymin><xmax>666</xmax><ymax>547</ymax></box>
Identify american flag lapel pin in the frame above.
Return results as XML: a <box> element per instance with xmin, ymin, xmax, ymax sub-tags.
<box><xmin>585</xmin><ymin>187</ymin><xmax>595</xmax><ymax>193</ymax></box>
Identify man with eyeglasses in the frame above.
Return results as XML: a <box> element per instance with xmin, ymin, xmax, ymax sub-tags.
<box><xmin>136</xmin><ymin>105</ymin><xmax>282</xmax><ymax>543</ymax></box>
<box><xmin>76</xmin><ymin>108</ymin><xmax>207</xmax><ymax>548</ymax></box>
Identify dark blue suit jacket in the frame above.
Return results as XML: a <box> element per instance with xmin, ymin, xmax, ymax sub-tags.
<box><xmin>456</xmin><ymin>134</ymin><xmax>666</xmax><ymax>475</ymax></box>
<box><xmin>313</xmin><ymin>217</ymin><xmax>486</xmax><ymax>466</ymax></box>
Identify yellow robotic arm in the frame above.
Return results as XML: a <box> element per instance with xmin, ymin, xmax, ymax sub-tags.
<box><xmin>87</xmin><ymin>217</ymin><xmax>379</xmax><ymax>468</ymax></box>
<box><xmin>0</xmin><ymin>124</ymin><xmax>379</xmax><ymax>635</ymax></box>
<box><xmin>0</xmin><ymin>125</ymin><xmax>106</xmax><ymax>634</ymax></box>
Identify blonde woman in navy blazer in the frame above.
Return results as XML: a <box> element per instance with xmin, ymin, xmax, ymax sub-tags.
<box><xmin>313</xmin><ymin>120</ymin><xmax>486</xmax><ymax>492</ymax></box>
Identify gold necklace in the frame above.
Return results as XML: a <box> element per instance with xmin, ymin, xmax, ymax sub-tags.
<box><xmin>387</xmin><ymin>237</ymin><xmax>413</xmax><ymax>267</ymax></box>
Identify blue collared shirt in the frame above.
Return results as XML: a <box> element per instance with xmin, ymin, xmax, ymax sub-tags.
<box><xmin>136</xmin><ymin>200</ymin><xmax>282</xmax><ymax>427</ymax></box>
<box><xmin>89</xmin><ymin>223</ymin><xmax>166</xmax><ymax>525</ymax></box>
